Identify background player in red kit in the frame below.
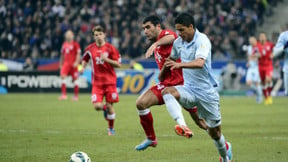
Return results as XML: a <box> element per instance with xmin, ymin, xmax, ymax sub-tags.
<box><xmin>257</xmin><ymin>32</ymin><xmax>274</xmax><ymax>105</ymax></box>
<box><xmin>135</xmin><ymin>15</ymin><xmax>196</xmax><ymax>151</ymax></box>
<box><xmin>59</xmin><ymin>30</ymin><xmax>81</xmax><ymax>101</ymax></box>
<box><xmin>81</xmin><ymin>25</ymin><xmax>121</xmax><ymax>135</ymax></box>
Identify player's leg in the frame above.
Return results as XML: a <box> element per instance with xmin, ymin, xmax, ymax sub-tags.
<box><xmin>71</xmin><ymin>67</ymin><xmax>79</xmax><ymax>101</ymax></box>
<box><xmin>271</xmin><ymin>78</ymin><xmax>282</xmax><ymax>96</ymax></box>
<box><xmin>59</xmin><ymin>66</ymin><xmax>69</xmax><ymax>100</ymax></box>
<box><xmin>106</xmin><ymin>102</ymin><xmax>116</xmax><ymax>135</ymax></box>
<box><xmin>135</xmin><ymin>86</ymin><xmax>161</xmax><ymax>150</ymax></box>
<box><xmin>246</xmin><ymin>69</ymin><xmax>256</xmax><ymax>93</ymax></box>
<box><xmin>91</xmin><ymin>85</ymin><xmax>106</xmax><ymax>116</ymax></box>
<box><xmin>259</xmin><ymin>69</ymin><xmax>269</xmax><ymax>102</ymax></box>
<box><xmin>265</xmin><ymin>70</ymin><xmax>273</xmax><ymax>105</ymax></box>
<box><xmin>255</xmin><ymin>82</ymin><xmax>263</xmax><ymax>103</ymax></box>
<box><xmin>199</xmin><ymin>101</ymin><xmax>232</xmax><ymax>162</ymax></box>
<box><xmin>208</xmin><ymin>126</ymin><xmax>232</xmax><ymax>162</ymax></box>
<box><xmin>183</xmin><ymin>107</ymin><xmax>208</xmax><ymax>130</ymax></box>
<box><xmin>254</xmin><ymin>69</ymin><xmax>263</xmax><ymax>103</ymax></box>
<box><xmin>105</xmin><ymin>85</ymin><xmax>119</xmax><ymax>136</ymax></box>
<box><xmin>284</xmin><ymin>72</ymin><xmax>288</xmax><ymax>96</ymax></box>
<box><xmin>162</xmin><ymin>86</ymin><xmax>193</xmax><ymax>138</ymax></box>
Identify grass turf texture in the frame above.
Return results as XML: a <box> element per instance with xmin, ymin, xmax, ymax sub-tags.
<box><xmin>0</xmin><ymin>94</ymin><xmax>287</xmax><ymax>162</ymax></box>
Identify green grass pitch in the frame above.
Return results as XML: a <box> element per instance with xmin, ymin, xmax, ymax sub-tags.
<box><xmin>0</xmin><ymin>93</ymin><xmax>288</xmax><ymax>162</ymax></box>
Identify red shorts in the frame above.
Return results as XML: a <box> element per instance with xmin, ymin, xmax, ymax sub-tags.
<box><xmin>60</xmin><ymin>64</ymin><xmax>78</xmax><ymax>80</ymax></box>
<box><xmin>150</xmin><ymin>83</ymin><xmax>167</xmax><ymax>105</ymax></box>
<box><xmin>259</xmin><ymin>68</ymin><xmax>273</xmax><ymax>82</ymax></box>
<box><xmin>91</xmin><ymin>84</ymin><xmax>119</xmax><ymax>103</ymax></box>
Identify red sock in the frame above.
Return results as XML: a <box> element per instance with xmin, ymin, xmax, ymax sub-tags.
<box><xmin>108</xmin><ymin>119</ymin><xmax>114</xmax><ymax>129</ymax></box>
<box><xmin>61</xmin><ymin>83</ymin><xmax>66</xmax><ymax>96</ymax></box>
<box><xmin>107</xmin><ymin>113</ymin><xmax>115</xmax><ymax>129</ymax></box>
<box><xmin>103</xmin><ymin>105</ymin><xmax>107</xmax><ymax>111</ymax></box>
<box><xmin>140</xmin><ymin>112</ymin><xmax>156</xmax><ymax>141</ymax></box>
<box><xmin>262</xmin><ymin>88</ymin><xmax>268</xmax><ymax>99</ymax></box>
<box><xmin>74</xmin><ymin>85</ymin><xmax>79</xmax><ymax>97</ymax></box>
<box><xmin>267</xmin><ymin>86</ymin><xmax>273</xmax><ymax>97</ymax></box>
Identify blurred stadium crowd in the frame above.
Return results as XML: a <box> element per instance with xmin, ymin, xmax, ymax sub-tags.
<box><xmin>0</xmin><ymin>0</ymin><xmax>284</xmax><ymax>61</ymax></box>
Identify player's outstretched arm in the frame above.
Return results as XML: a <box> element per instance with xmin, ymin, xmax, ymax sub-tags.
<box><xmin>79</xmin><ymin>60</ymin><xmax>88</xmax><ymax>74</ymax></box>
<box><xmin>165</xmin><ymin>58</ymin><xmax>205</xmax><ymax>70</ymax></box>
<box><xmin>73</xmin><ymin>50</ymin><xmax>81</xmax><ymax>68</ymax></box>
<box><xmin>145</xmin><ymin>34</ymin><xmax>176</xmax><ymax>58</ymax></box>
<box><xmin>59</xmin><ymin>53</ymin><xmax>63</xmax><ymax>70</ymax></box>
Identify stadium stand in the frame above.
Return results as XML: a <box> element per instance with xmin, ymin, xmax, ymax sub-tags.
<box><xmin>0</xmin><ymin>0</ymin><xmax>285</xmax><ymax>62</ymax></box>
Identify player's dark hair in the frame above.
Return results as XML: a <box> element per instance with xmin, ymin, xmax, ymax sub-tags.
<box><xmin>92</xmin><ymin>25</ymin><xmax>106</xmax><ymax>35</ymax></box>
<box><xmin>175</xmin><ymin>12</ymin><xmax>195</xmax><ymax>29</ymax></box>
<box><xmin>143</xmin><ymin>15</ymin><xmax>161</xmax><ymax>26</ymax></box>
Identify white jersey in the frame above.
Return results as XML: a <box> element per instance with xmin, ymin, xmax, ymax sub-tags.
<box><xmin>274</xmin><ymin>30</ymin><xmax>288</xmax><ymax>95</ymax></box>
<box><xmin>274</xmin><ymin>31</ymin><xmax>288</xmax><ymax>73</ymax></box>
<box><xmin>246</xmin><ymin>45</ymin><xmax>261</xmax><ymax>83</ymax></box>
<box><xmin>247</xmin><ymin>45</ymin><xmax>259</xmax><ymax>69</ymax></box>
<box><xmin>171</xmin><ymin>29</ymin><xmax>219</xmax><ymax>103</ymax></box>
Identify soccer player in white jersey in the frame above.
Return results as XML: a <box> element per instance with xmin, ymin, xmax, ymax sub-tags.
<box><xmin>246</xmin><ymin>36</ymin><xmax>263</xmax><ymax>103</ymax></box>
<box><xmin>273</xmin><ymin>30</ymin><xmax>288</xmax><ymax>96</ymax></box>
<box><xmin>161</xmin><ymin>13</ymin><xmax>233</xmax><ymax>162</ymax></box>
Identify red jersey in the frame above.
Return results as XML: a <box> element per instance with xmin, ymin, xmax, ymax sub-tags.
<box><xmin>258</xmin><ymin>41</ymin><xmax>274</xmax><ymax>69</ymax></box>
<box><xmin>155</xmin><ymin>29</ymin><xmax>183</xmax><ymax>86</ymax></box>
<box><xmin>83</xmin><ymin>42</ymin><xmax>121</xmax><ymax>86</ymax></box>
<box><xmin>61</xmin><ymin>41</ymin><xmax>81</xmax><ymax>66</ymax></box>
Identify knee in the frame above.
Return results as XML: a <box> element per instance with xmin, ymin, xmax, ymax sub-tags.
<box><xmin>161</xmin><ymin>87</ymin><xmax>173</xmax><ymax>95</ymax></box>
<box><xmin>93</xmin><ymin>103</ymin><xmax>103</xmax><ymax>111</ymax></box>
<box><xmin>136</xmin><ymin>98</ymin><xmax>146</xmax><ymax>110</ymax></box>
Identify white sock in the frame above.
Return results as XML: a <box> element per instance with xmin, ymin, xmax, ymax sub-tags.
<box><xmin>256</xmin><ymin>85</ymin><xmax>263</xmax><ymax>97</ymax></box>
<box><xmin>163</xmin><ymin>94</ymin><xmax>187</xmax><ymax>126</ymax></box>
<box><xmin>214</xmin><ymin>134</ymin><xmax>228</xmax><ymax>161</ymax></box>
<box><xmin>137</xmin><ymin>109</ymin><xmax>150</xmax><ymax>116</ymax></box>
<box><xmin>107</xmin><ymin>113</ymin><xmax>116</xmax><ymax>120</ymax></box>
<box><xmin>250</xmin><ymin>84</ymin><xmax>257</xmax><ymax>92</ymax></box>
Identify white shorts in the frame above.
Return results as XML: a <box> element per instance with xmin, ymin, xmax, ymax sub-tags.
<box><xmin>246</xmin><ymin>67</ymin><xmax>261</xmax><ymax>83</ymax></box>
<box><xmin>175</xmin><ymin>85</ymin><xmax>222</xmax><ymax>128</ymax></box>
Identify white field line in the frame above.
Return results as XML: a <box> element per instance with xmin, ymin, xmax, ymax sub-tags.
<box><xmin>0</xmin><ymin>129</ymin><xmax>176</xmax><ymax>137</ymax></box>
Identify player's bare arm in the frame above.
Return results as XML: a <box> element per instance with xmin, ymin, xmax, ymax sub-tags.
<box><xmin>73</xmin><ymin>50</ymin><xmax>81</xmax><ymax>68</ymax></box>
<box><xmin>59</xmin><ymin>53</ymin><xmax>63</xmax><ymax>69</ymax></box>
<box><xmin>158</xmin><ymin>57</ymin><xmax>175</xmax><ymax>81</ymax></box>
<box><xmin>145</xmin><ymin>35</ymin><xmax>176</xmax><ymax>58</ymax></box>
<box><xmin>79</xmin><ymin>60</ymin><xmax>88</xmax><ymax>74</ymax></box>
<box><xmin>165</xmin><ymin>57</ymin><xmax>205</xmax><ymax>70</ymax></box>
<box><xmin>100</xmin><ymin>54</ymin><xmax>121</xmax><ymax>68</ymax></box>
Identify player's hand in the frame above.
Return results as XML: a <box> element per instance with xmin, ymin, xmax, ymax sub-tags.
<box><xmin>164</xmin><ymin>58</ymin><xmax>180</xmax><ymax>70</ymax></box>
<box><xmin>145</xmin><ymin>43</ymin><xmax>158</xmax><ymax>58</ymax></box>
<box><xmin>78</xmin><ymin>64</ymin><xmax>84</xmax><ymax>74</ymax></box>
<box><xmin>72</xmin><ymin>62</ymin><xmax>78</xmax><ymax>68</ymax></box>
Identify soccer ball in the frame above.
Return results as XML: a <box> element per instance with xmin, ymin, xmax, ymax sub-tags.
<box><xmin>69</xmin><ymin>151</ymin><xmax>91</xmax><ymax>162</ymax></box>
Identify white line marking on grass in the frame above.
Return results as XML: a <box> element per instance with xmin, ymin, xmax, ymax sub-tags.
<box><xmin>0</xmin><ymin>129</ymin><xmax>176</xmax><ymax>137</ymax></box>
<box><xmin>261</xmin><ymin>136</ymin><xmax>288</xmax><ymax>140</ymax></box>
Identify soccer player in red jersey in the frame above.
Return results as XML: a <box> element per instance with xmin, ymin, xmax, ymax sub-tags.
<box><xmin>135</xmin><ymin>15</ymin><xmax>205</xmax><ymax>151</ymax></box>
<box><xmin>81</xmin><ymin>25</ymin><xmax>121</xmax><ymax>136</ymax></box>
<box><xmin>59</xmin><ymin>30</ymin><xmax>81</xmax><ymax>101</ymax></box>
<box><xmin>257</xmin><ymin>32</ymin><xmax>274</xmax><ymax>105</ymax></box>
